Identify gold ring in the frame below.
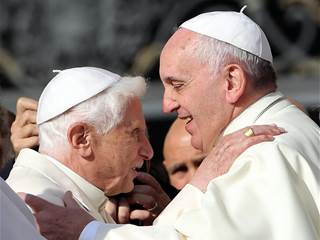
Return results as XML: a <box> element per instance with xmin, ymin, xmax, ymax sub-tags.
<box><xmin>147</xmin><ymin>202</ymin><xmax>158</xmax><ymax>212</ymax></box>
<box><xmin>244</xmin><ymin>128</ymin><xmax>255</xmax><ymax>137</ymax></box>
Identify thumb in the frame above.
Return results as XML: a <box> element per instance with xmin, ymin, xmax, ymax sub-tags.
<box><xmin>63</xmin><ymin>191</ymin><xmax>80</xmax><ymax>208</ymax></box>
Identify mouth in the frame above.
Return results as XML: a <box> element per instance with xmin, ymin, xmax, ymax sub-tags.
<box><xmin>179</xmin><ymin>115</ymin><xmax>193</xmax><ymax>124</ymax></box>
<box><xmin>131</xmin><ymin>167</ymin><xmax>141</xmax><ymax>172</ymax></box>
<box><xmin>185</xmin><ymin>116</ymin><xmax>193</xmax><ymax>124</ymax></box>
<box><xmin>131</xmin><ymin>162</ymin><xmax>144</xmax><ymax>172</ymax></box>
<box><xmin>178</xmin><ymin>115</ymin><xmax>194</xmax><ymax>135</ymax></box>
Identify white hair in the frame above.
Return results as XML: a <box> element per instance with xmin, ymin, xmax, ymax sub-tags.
<box><xmin>191</xmin><ymin>34</ymin><xmax>276</xmax><ymax>89</ymax></box>
<box><xmin>38</xmin><ymin>76</ymin><xmax>147</xmax><ymax>154</ymax></box>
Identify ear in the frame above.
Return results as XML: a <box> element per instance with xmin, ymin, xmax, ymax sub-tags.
<box><xmin>223</xmin><ymin>64</ymin><xmax>247</xmax><ymax>104</ymax></box>
<box><xmin>67</xmin><ymin>122</ymin><xmax>93</xmax><ymax>159</ymax></box>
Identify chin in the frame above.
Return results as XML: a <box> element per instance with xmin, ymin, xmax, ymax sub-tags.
<box><xmin>105</xmin><ymin>179</ymin><xmax>134</xmax><ymax>196</ymax></box>
<box><xmin>121</xmin><ymin>181</ymin><xmax>135</xmax><ymax>194</ymax></box>
<box><xmin>191</xmin><ymin>136</ymin><xmax>203</xmax><ymax>151</ymax></box>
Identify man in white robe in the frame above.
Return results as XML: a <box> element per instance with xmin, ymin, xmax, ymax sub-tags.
<box><xmin>19</xmin><ymin>7</ymin><xmax>320</xmax><ymax>240</ymax></box>
<box><xmin>6</xmin><ymin>67</ymin><xmax>154</xmax><ymax>229</ymax></box>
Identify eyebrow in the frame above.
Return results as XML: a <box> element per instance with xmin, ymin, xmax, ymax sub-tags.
<box><xmin>167</xmin><ymin>162</ymin><xmax>187</xmax><ymax>174</ymax></box>
<box><xmin>167</xmin><ymin>156</ymin><xmax>205</xmax><ymax>173</ymax></box>
<box><xmin>127</xmin><ymin>121</ymin><xmax>149</xmax><ymax>137</ymax></box>
<box><xmin>165</xmin><ymin>76</ymin><xmax>184</xmax><ymax>83</ymax></box>
<box><xmin>193</xmin><ymin>157</ymin><xmax>205</xmax><ymax>164</ymax></box>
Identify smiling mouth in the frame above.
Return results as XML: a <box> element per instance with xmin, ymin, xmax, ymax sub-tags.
<box><xmin>179</xmin><ymin>115</ymin><xmax>193</xmax><ymax>125</ymax></box>
<box><xmin>131</xmin><ymin>163</ymin><xmax>144</xmax><ymax>172</ymax></box>
<box><xmin>131</xmin><ymin>167</ymin><xmax>140</xmax><ymax>171</ymax></box>
<box><xmin>185</xmin><ymin>116</ymin><xmax>193</xmax><ymax>124</ymax></box>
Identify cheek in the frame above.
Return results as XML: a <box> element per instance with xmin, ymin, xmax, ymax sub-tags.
<box><xmin>171</xmin><ymin>175</ymin><xmax>188</xmax><ymax>190</ymax></box>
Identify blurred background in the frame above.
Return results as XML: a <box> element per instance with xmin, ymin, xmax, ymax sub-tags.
<box><xmin>0</xmin><ymin>0</ymin><xmax>319</xmax><ymax>164</ymax></box>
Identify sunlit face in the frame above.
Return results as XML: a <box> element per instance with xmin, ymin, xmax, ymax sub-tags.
<box><xmin>159</xmin><ymin>29</ymin><xmax>231</xmax><ymax>152</ymax></box>
<box><xmin>90</xmin><ymin>98</ymin><xmax>154</xmax><ymax>196</ymax></box>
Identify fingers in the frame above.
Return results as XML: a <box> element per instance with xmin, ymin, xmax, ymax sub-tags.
<box><xmin>11</xmin><ymin>98</ymin><xmax>39</xmax><ymax>153</ymax></box>
<box><xmin>11</xmin><ymin>123</ymin><xmax>39</xmax><ymax>140</ymax></box>
<box><xmin>130</xmin><ymin>184</ymin><xmax>158</xmax><ymax>198</ymax></box>
<box><xmin>11</xmin><ymin>136</ymin><xmax>39</xmax><ymax>153</ymax></box>
<box><xmin>105</xmin><ymin>198</ymin><xmax>118</xmax><ymax>221</ymax></box>
<box><xmin>12</xmin><ymin>108</ymin><xmax>37</xmax><ymax>130</ymax></box>
<box><xmin>220</xmin><ymin>124</ymin><xmax>286</xmax><ymax>147</ymax></box>
<box><xmin>117</xmin><ymin>197</ymin><xmax>130</xmax><ymax>224</ymax></box>
<box><xmin>239</xmin><ymin>134</ymin><xmax>275</xmax><ymax>151</ymax></box>
<box><xmin>190</xmin><ymin>124</ymin><xmax>287</xmax><ymax>192</ymax></box>
<box><xmin>135</xmin><ymin>172</ymin><xmax>162</xmax><ymax>191</ymax></box>
<box><xmin>17</xmin><ymin>109</ymin><xmax>37</xmax><ymax>125</ymax></box>
<box><xmin>127</xmin><ymin>193</ymin><xmax>154</xmax><ymax>209</ymax></box>
<box><xmin>16</xmin><ymin>97</ymin><xmax>38</xmax><ymax>118</ymax></box>
<box><xmin>105</xmin><ymin>197</ymin><xmax>131</xmax><ymax>224</ymax></box>
<box><xmin>132</xmin><ymin>173</ymin><xmax>171</xmax><ymax>213</ymax></box>
<box><xmin>18</xmin><ymin>192</ymin><xmax>52</xmax><ymax>213</ymax></box>
<box><xmin>63</xmin><ymin>191</ymin><xmax>80</xmax><ymax>208</ymax></box>
<box><xmin>248</xmin><ymin>124</ymin><xmax>286</xmax><ymax>137</ymax></box>
<box><xmin>130</xmin><ymin>209</ymin><xmax>151</xmax><ymax>221</ymax></box>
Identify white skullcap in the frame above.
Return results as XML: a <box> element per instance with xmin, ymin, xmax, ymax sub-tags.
<box><xmin>180</xmin><ymin>6</ymin><xmax>273</xmax><ymax>63</ymax></box>
<box><xmin>37</xmin><ymin>67</ymin><xmax>120</xmax><ymax>125</ymax></box>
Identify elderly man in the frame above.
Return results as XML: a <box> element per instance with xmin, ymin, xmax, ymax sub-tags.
<box><xmin>17</xmin><ymin>7</ymin><xmax>319</xmax><ymax>240</ymax></box>
<box><xmin>10</xmin><ymin>96</ymin><xmax>280</xmax><ymax>227</ymax></box>
<box><xmin>157</xmin><ymin>7</ymin><xmax>320</xmax><ymax>240</ymax></box>
<box><xmin>163</xmin><ymin>119</ymin><xmax>207</xmax><ymax>190</ymax></box>
<box><xmin>7</xmin><ymin>67</ymin><xmax>154</xmax><ymax>223</ymax></box>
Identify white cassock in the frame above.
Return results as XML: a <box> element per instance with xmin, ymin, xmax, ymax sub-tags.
<box><xmin>0</xmin><ymin>177</ymin><xmax>45</xmax><ymax>240</ymax></box>
<box><xmin>6</xmin><ymin>149</ymin><xmax>115</xmax><ymax>223</ymax></box>
<box><xmin>79</xmin><ymin>91</ymin><xmax>320</xmax><ymax>240</ymax></box>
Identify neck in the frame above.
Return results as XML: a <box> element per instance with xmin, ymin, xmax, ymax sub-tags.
<box><xmin>50</xmin><ymin>150</ymin><xmax>84</xmax><ymax>177</ymax></box>
<box><xmin>230</xmin><ymin>86</ymin><xmax>276</xmax><ymax>123</ymax></box>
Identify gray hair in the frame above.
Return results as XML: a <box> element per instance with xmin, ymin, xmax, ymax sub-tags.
<box><xmin>38</xmin><ymin>76</ymin><xmax>147</xmax><ymax>154</ymax></box>
<box><xmin>192</xmin><ymin>34</ymin><xmax>276</xmax><ymax>89</ymax></box>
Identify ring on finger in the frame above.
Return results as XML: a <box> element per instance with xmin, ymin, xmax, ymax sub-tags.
<box><xmin>244</xmin><ymin>128</ymin><xmax>255</xmax><ymax>137</ymax></box>
<box><xmin>147</xmin><ymin>202</ymin><xmax>158</xmax><ymax>212</ymax></box>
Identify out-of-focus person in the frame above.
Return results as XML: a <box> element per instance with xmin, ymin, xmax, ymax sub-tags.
<box><xmin>0</xmin><ymin>106</ymin><xmax>15</xmax><ymax>179</ymax></box>
<box><xmin>163</xmin><ymin>118</ymin><xmax>207</xmax><ymax>190</ymax></box>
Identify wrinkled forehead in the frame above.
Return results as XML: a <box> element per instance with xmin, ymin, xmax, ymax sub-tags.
<box><xmin>162</xmin><ymin>29</ymin><xmax>199</xmax><ymax>56</ymax></box>
<box><xmin>160</xmin><ymin>29</ymin><xmax>201</xmax><ymax>80</ymax></box>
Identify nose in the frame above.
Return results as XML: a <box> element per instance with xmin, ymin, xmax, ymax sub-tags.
<box><xmin>162</xmin><ymin>88</ymin><xmax>179</xmax><ymax>113</ymax></box>
<box><xmin>139</xmin><ymin>135</ymin><xmax>154</xmax><ymax>161</ymax></box>
<box><xmin>185</xmin><ymin>164</ymin><xmax>197</xmax><ymax>183</ymax></box>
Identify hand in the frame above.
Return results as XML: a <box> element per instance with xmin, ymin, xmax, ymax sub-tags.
<box><xmin>105</xmin><ymin>196</ymin><xmax>130</xmax><ymax>224</ymax></box>
<box><xmin>18</xmin><ymin>191</ymin><xmax>94</xmax><ymax>240</ymax></box>
<box><xmin>190</xmin><ymin>124</ymin><xmax>286</xmax><ymax>192</ymax></box>
<box><xmin>10</xmin><ymin>97</ymin><xmax>39</xmax><ymax>154</ymax></box>
<box><xmin>105</xmin><ymin>172</ymin><xmax>171</xmax><ymax>225</ymax></box>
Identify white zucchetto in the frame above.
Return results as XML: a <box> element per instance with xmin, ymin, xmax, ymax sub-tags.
<box><xmin>37</xmin><ymin>67</ymin><xmax>120</xmax><ymax>125</ymax></box>
<box><xmin>180</xmin><ymin>6</ymin><xmax>273</xmax><ymax>63</ymax></box>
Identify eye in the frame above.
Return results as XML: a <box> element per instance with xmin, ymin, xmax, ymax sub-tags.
<box><xmin>172</xmin><ymin>81</ymin><xmax>184</xmax><ymax>90</ymax></box>
<box><xmin>170</xmin><ymin>165</ymin><xmax>188</xmax><ymax>175</ymax></box>
<box><xmin>193</xmin><ymin>158</ymin><xmax>204</xmax><ymax>168</ymax></box>
<box><xmin>131</xmin><ymin>128</ymin><xmax>140</xmax><ymax>138</ymax></box>
<box><xmin>165</xmin><ymin>78</ymin><xmax>184</xmax><ymax>91</ymax></box>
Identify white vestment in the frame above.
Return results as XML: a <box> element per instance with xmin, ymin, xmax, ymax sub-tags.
<box><xmin>80</xmin><ymin>92</ymin><xmax>320</xmax><ymax>240</ymax></box>
<box><xmin>0</xmin><ymin>177</ymin><xmax>45</xmax><ymax>239</ymax></box>
<box><xmin>6</xmin><ymin>149</ymin><xmax>115</xmax><ymax>223</ymax></box>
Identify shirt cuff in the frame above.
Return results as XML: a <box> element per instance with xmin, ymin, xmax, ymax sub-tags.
<box><xmin>79</xmin><ymin>221</ymin><xmax>104</xmax><ymax>240</ymax></box>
